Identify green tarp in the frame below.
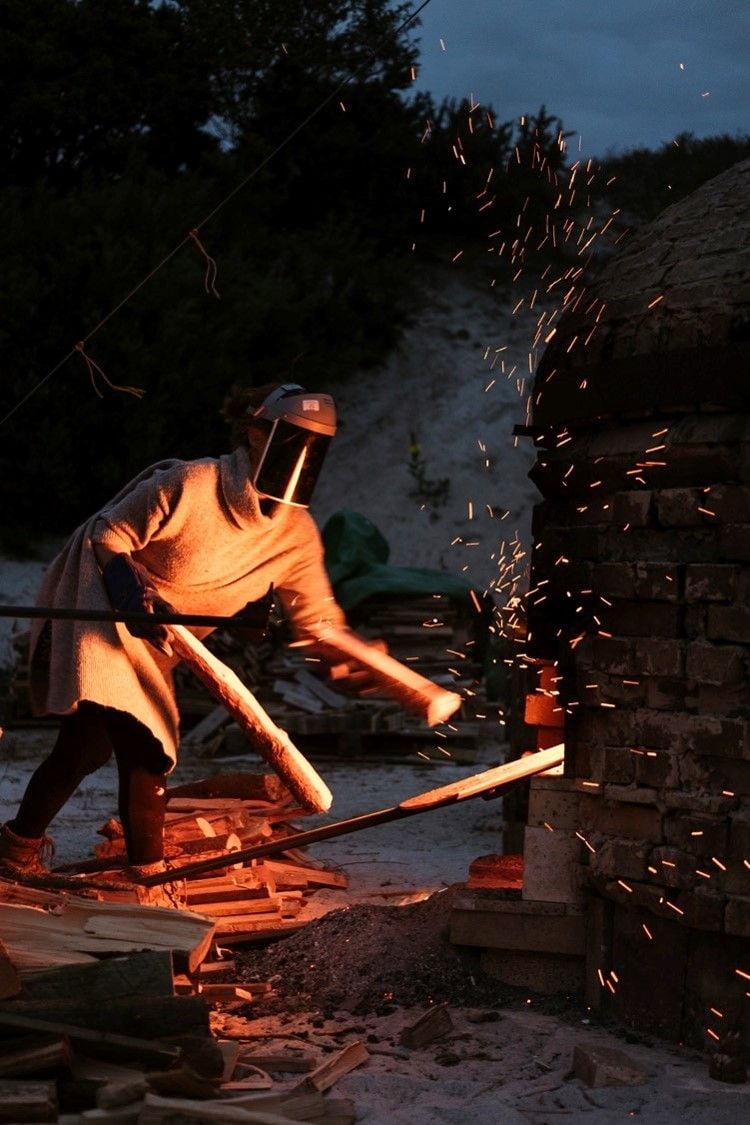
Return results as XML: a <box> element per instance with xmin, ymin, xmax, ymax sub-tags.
<box><xmin>322</xmin><ymin>509</ymin><xmax>477</xmax><ymax>612</ymax></box>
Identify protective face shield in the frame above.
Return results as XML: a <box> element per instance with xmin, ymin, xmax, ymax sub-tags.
<box><xmin>250</xmin><ymin>383</ymin><xmax>337</xmax><ymax>507</ymax></box>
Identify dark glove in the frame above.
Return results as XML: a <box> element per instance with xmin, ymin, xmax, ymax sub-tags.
<box><xmin>102</xmin><ymin>553</ymin><xmax>175</xmax><ymax>656</ymax></box>
<box><xmin>232</xmin><ymin>584</ymin><xmax>275</xmax><ymax>643</ymax></box>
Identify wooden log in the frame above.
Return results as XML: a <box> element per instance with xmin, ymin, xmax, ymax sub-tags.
<box><xmin>0</xmin><ymin>1080</ymin><xmax>57</xmax><ymax>1122</ymax></box>
<box><xmin>77</xmin><ymin>1102</ymin><xmax>143</xmax><ymax>1122</ymax></box>
<box><xmin>398</xmin><ymin>1003</ymin><xmax>453</xmax><ymax>1048</ymax></box>
<box><xmin>180</xmin><ymin>706</ymin><xmax>231</xmax><ymax>747</ymax></box>
<box><xmin>0</xmin><ymin>881</ymin><xmax>215</xmax><ymax>975</ymax></box>
<box><xmin>192</xmin><ymin>895</ymin><xmax>302</xmax><ymax>920</ymax></box>
<box><xmin>298</xmin><ymin>1041</ymin><xmax>369</xmax><ymax>1093</ymax></box>
<box><xmin>146</xmin><ymin>1066</ymin><xmax>222</xmax><ymax>1100</ymax></box>
<box><xmin>1</xmin><ymin>996</ymin><xmax>211</xmax><ymax>1041</ymax></box>
<box><xmin>227</xmin><ymin>1092</ymin><xmax>355</xmax><ymax>1124</ymax></box>
<box><xmin>258</xmin><ymin>860</ymin><xmax>348</xmax><ymax>890</ymax></box>
<box><xmin>173</xmin><ymin>833</ymin><xmax>242</xmax><ymax>858</ymax></box>
<box><xmin>209</xmin><ymin>919</ymin><xmax>303</xmax><ymax>943</ymax></box>
<box><xmin>297</xmin><ymin>625</ymin><xmax>462</xmax><ymax>726</ymax></box>
<box><xmin>0</xmin><ymin>1035</ymin><xmax>72</xmax><ymax>1078</ymax></box>
<box><xmin>0</xmin><ymin>939</ymin><xmax>22</xmax><ymax>999</ymax></box>
<box><xmin>17</xmin><ymin>951</ymin><xmax>175</xmax><ymax>1006</ymax></box>
<box><xmin>0</xmin><ymin>1013</ymin><xmax>179</xmax><ymax>1067</ymax></box>
<box><xmin>167</xmin><ymin>774</ymin><xmax>291</xmax><ymax>805</ymax></box>
<box><xmin>168</xmin><ymin>625</ymin><xmax>333</xmax><ymax>814</ymax></box>
<box><xmin>137</xmin><ymin>1091</ymin><xmax>294</xmax><ymax>1123</ymax></box>
<box><xmin>239</xmin><ymin>1053</ymin><xmax>314</xmax><ymax>1074</ymax></box>
<box><xmin>96</xmin><ymin>1078</ymin><xmax>149</xmax><ymax>1109</ymax></box>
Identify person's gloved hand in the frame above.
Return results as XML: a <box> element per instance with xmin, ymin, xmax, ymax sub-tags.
<box><xmin>102</xmin><ymin>553</ymin><xmax>175</xmax><ymax>656</ymax></box>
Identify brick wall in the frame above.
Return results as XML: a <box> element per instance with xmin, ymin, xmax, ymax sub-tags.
<box><xmin>519</xmin><ymin>158</ymin><xmax>750</xmax><ymax>1051</ymax></box>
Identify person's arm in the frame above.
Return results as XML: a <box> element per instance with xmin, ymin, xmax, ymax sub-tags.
<box><xmin>93</xmin><ymin>542</ymin><xmax>118</xmax><ymax>571</ymax></box>
<box><xmin>92</xmin><ymin>466</ymin><xmax>180</xmax><ymax>654</ymax></box>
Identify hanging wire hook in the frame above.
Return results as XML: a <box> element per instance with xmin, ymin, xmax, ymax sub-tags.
<box><xmin>74</xmin><ymin>341</ymin><xmax>145</xmax><ymax>400</ymax></box>
<box><xmin>189</xmin><ymin>228</ymin><xmax>221</xmax><ymax>298</ymax></box>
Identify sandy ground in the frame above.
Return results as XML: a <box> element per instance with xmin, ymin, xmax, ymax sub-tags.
<box><xmin>1</xmin><ymin>731</ymin><xmax>748</xmax><ymax>1122</ymax></box>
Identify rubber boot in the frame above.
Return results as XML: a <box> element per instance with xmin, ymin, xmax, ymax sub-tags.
<box><xmin>0</xmin><ymin>822</ymin><xmax>54</xmax><ymax>876</ymax></box>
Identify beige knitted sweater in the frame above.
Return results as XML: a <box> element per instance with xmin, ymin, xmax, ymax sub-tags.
<box><xmin>29</xmin><ymin>447</ymin><xmax>345</xmax><ymax>766</ymax></box>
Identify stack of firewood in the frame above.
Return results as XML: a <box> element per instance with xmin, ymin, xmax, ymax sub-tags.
<box><xmin>50</xmin><ymin>771</ymin><xmax>347</xmax><ymax>944</ymax></box>
<box><xmin>0</xmin><ymin>944</ymin><xmax>363</xmax><ymax>1122</ymax></box>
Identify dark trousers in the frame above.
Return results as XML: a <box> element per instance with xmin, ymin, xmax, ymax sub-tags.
<box><xmin>12</xmin><ymin>702</ymin><xmax>169</xmax><ymax>865</ymax></box>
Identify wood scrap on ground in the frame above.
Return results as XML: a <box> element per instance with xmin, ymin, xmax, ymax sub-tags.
<box><xmin>86</xmin><ymin>772</ymin><xmax>349</xmax><ymax>943</ymax></box>
<box><xmin>0</xmin><ymin>947</ymin><xmax>365</xmax><ymax>1121</ymax></box>
<box><xmin>398</xmin><ymin>1003</ymin><xmax>454</xmax><ymax>1049</ymax></box>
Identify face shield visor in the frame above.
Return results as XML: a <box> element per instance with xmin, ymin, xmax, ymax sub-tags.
<box><xmin>250</xmin><ymin>386</ymin><xmax>336</xmax><ymax>507</ymax></box>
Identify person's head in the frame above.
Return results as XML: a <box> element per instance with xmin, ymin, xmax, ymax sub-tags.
<box><xmin>221</xmin><ymin>382</ymin><xmax>337</xmax><ymax>507</ymax></box>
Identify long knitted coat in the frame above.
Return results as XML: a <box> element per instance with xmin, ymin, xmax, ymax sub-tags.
<box><xmin>29</xmin><ymin>447</ymin><xmax>346</xmax><ymax>767</ymax></box>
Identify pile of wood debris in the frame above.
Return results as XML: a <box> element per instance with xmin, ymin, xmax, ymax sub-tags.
<box><xmin>4</xmin><ymin>772</ymin><xmax>346</xmax><ymax>946</ymax></box>
<box><xmin>0</xmin><ymin>940</ymin><xmax>364</xmax><ymax>1123</ymax></box>
<box><xmin>0</xmin><ymin>770</ymin><xmax>369</xmax><ymax>1121</ymax></box>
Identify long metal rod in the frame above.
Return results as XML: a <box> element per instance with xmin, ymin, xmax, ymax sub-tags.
<box><xmin>142</xmin><ymin>804</ymin><xmax>411</xmax><ymax>886</ymax></box>
<box><xmin>138</xmin><ymin>746</ymin><xmax>565</xmax><ymax>887</ymax></box>
<box><xmin>0</xmin><ymin>605</ymin><xmax>258</xmax><ymax>628</ymax></box>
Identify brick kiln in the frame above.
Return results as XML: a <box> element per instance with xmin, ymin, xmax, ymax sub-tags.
<box><xmin>452</xmin><ymin>159</ymin><xmax>750</xmax><ymax>1054</ymax></box>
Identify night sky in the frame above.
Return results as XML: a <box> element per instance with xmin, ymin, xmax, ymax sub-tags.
<box><xmin>409</xmin><ymin>0</ymin><xmax>749</xmax><ymax>158</ymax></box>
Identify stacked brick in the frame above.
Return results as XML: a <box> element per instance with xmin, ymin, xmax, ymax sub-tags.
<box><xmin>517</xmin><ymin>159</ymin><xmax>750</xmax><ymax>1048</ymax></box>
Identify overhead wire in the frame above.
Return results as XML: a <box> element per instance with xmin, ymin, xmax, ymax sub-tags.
<box><xmin>0</xmin><ymin>0</ymin><xmax>434</xmax><ymax>430</ymax></box>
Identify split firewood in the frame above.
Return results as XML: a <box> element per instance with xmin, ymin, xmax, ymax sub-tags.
<box><xmin>184</xmin><ymin>878</ymin><xmax>265</xmax><ymax>905</ymax></box>
<box><xmin>192</xmin><ymin>893</ymin><xmax>303</xmax><ymax>921</ymax></box>
<box><xmin>137</xmin><ymin>1091</ymin><xmax>296</xmax><ymax>1123</ymax></box>
<box><xmin>239</xmin><ymin>1052</ymin><xmax>315</xmax><ymax>1074</ymax></box>
<box><xmin>96</xmin><ymin>1077</ymin><xmax>149</xmax><ymax>1110</ymax></box>
<box><xmin>167</xmin><ymin>774</ymin><xmax>292</xmax><ymax>805</ymax></box>
<box><xmin>0</xmin><ymin>1080</ymin><xmax>57</xmax><ymax>1124</ymax></box>
<box><xmin>273</xmin><ymin>679</ymin><xmax>325</xmax><ymax>713</ymax></box>
<box><xmin>216</xmin><ymin>1040</ymin><xmax>240</xmax><ymax>1083</ymax></box>
<box><xmin>0</xmin><ymin>1035</ymin><xmax>72</xmax><ymax>1079</ymax></box>
<box><xmin>297</xmin><ymin>1040</ymin><xmax>369</xmax><ymax>1094</ymax></box>
<box><xmin>257</xmin><ymin>859</ymin><xmax>348</xmax><ymax>891</ymax></box>
<box><xmin>173</xmin><ymin>832</ymin><xmax>243</xmax><ymax>859</ymax></box>
<box><xmin>0</xmin><ymin>939</ymin><xmax>21</xmax><ymax>1000</ymax></box>
<box><xmin>146</xmin><ymin>1065</ymin><xmax>221</xmax><ymax>1100</ymax></box>
<box><xmin>15</xmin><ymin>951</ymin><xmax>176</xmax><ymax>1007</ymax></box>
<box><xmin>2</xmin><ymin>995</ymin><xmax>211</xmax><ymax>1042</ymax></box>
<box><xmin>398</xmin><ymin>1003</ymin><xmax>453</xmax><ymax>1049</ymax></box>
<box><xmin>180</xmin><ymin>706</ymin><xmax>231</xmax><ymax>747</ymax></box>
<box><xmin>194</xmin><ymin>959</ymin><xmax>236</xmax><ymax>978</ymax></box>
<box><xmin>196</xmin><ymin>984</ymin><xmax>256</xmax><ymax>1002</ymax></box>
<box><xmin>218</xmin><ymin>1065</ymin><xmax>274</xmax><ymax>1091</ymax></box>
<box><xmin>78</xmin><ymin>1103</ymin><xmax>143</xmax><ymax>1123</ymax></box>
<box><xmin>227</xmin><ymin>1091</ymin><xmax>356</xmax><ymax>1124</ymax></box>
<box><xmin>0</xmin><ymin>1012</ymin><xmax>180</xmax><ymax>1067</ymax></box>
